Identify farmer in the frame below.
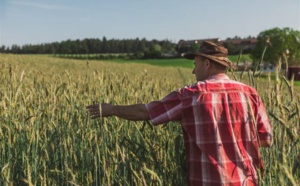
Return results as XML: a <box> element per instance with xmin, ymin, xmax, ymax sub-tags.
<box><xmin>86</xmin><ymin>41</ymin><xmax>272</xmax><ymax>186</ymax></box>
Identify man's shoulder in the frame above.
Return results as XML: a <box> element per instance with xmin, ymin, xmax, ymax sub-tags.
<box><xmin>180</xmin><ymin>79</ymin><xmax>258</xmax><ymax>94</ymax></box>
<box><xmin>216</xmin><ymin>79</ymin><xmax>258</xmax><ymax>93</ymax></box>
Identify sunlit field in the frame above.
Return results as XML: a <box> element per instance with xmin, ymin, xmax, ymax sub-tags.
<box><xmin>0</xmin><ymin>54</ymin><xmax>299</xmax><ymax>185</ymax></box>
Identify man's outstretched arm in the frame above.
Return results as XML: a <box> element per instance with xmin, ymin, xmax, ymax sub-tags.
<box><xmin>86</xmin><ymin>103</ymin><xmax>150</xmax><ymax>121</ymax></box>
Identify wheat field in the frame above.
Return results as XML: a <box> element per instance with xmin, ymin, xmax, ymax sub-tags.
<box><xmin>0</xmin><ymin>54</ymin><xmax>299</xmax><ymax>186</ymax></box>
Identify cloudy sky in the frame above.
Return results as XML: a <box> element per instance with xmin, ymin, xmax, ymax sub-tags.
<box><xmin>0</xmin><ymin>0</ymin><xmax>299</xmax><ymax>46</ymax></box>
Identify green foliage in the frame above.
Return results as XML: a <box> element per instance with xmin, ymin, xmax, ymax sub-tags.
<box><xmin>251</xmin><ymin>27</ymin><xmax>300</xmax><ymax>65</ymax></box>
<box><xmin>143</xmin><ymin>44</ymin><xmax>162</xmax><ymax>58</ymax></box>
<box><xmin>150</xmin><ymin>44</ymin><xmax>161</xmax><ymax>52</ymax></box>
<box><xmin>223</xmin><ymin>42</ymin><xmax>239</xmax><ymax>54</ymax></box>
<box><xmin>191</xmin><ymin>43</ymin><xmax>200</xmax><ymax>53</ymax></box>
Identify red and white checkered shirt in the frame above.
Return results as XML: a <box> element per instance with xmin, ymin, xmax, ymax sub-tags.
<box><xmin>146</xmin><ymin>74</ymin><xmax>272</xmax><ymax>186</ymax></box>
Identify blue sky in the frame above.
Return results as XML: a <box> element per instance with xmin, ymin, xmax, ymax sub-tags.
<box><xmin>0</xmin><ymin>0</ymin><xmax>299</xmax><ymax>46</ymax></box>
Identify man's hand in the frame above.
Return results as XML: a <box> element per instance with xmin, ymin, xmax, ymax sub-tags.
<box><xmin>86</xmin><ymin>103</ymin><xmax>113</xmax><ymax>119</ymax></box>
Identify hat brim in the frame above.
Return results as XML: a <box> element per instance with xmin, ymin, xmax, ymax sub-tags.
<box><xmin>183</xmin><ymin>52</ymin><xmax>236</xmax><ymax>69</ymax></box>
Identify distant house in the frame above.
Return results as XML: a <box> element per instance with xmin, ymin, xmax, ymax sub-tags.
<box><xmin>220</xmin><ymin>38</ymin><xmax>257</xmax><ymax>51</ymax></box>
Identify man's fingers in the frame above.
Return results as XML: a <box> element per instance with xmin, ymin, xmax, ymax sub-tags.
<box><xmin>86</xmin><ymin>104</ymin><xmax>98</xmax><ymax>109</ymax></box>
<box><xmin>88</xmin><ymin>111</ymin><xmax>99</xmax><ymax>119</ymax></box>
<box><xmin>86</xmin><ymin>104</ymin><xmax>101</xmax><ymax>119</ymax></box>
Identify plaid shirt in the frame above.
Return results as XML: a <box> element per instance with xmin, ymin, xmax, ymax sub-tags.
<box><xmin>145</xmin><ymin>74</ymin><xmax>272</xmax><ymax>186</ymax></box>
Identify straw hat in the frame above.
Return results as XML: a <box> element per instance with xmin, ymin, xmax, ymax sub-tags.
<box><xmin>183</xmin><ymin>41</ymin><xmax>235</xmax><ymax>69</ymax></box>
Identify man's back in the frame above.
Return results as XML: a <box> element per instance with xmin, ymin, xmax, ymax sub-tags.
<box><xmin>146</xmin><ymin>74</ymin><xmax>272</xmax><ymax>186</ymax></box>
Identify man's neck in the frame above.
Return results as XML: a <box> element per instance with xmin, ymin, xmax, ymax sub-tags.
<box><xmin>206</xmin><ymin>73</ymin><xmax>229</xmax><ymax>80</ymax></box>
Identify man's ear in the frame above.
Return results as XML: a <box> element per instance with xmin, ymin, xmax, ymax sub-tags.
<box><xmin>204</xmin><ymin>59</ymin><xmax>211</xmax><ymax>68</ymax></box>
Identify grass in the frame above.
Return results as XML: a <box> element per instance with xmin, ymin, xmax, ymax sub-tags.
<box><xmin>0</xmin><ymin>54</ymin><xmax>299</xmax><ymax>185</ymax></box>
<box><xmin>111</xmin><ymin>54</ymin><xmax>252</xmax><ymax>68</ymax></box>
<box><xmin>104</xmin><ymin>58</ymin><xmax>194</xmax><ymax>68</ymax></box>
<box><xmin>56</xmin><ymin>54</ymin><xmax>251</xmax><ymax>69</ymax></box>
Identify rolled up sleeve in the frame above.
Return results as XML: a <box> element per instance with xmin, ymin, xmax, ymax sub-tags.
<box><xmin>146</xmin><ymin>91</ymin><xmax>182</xmax><ymax>125</ymax></box>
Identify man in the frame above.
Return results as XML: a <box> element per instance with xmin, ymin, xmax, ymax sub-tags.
<box><xmin>86</xmin><ymin>41</ymin><xmax>272</xmax><ymax>186</ymax></box>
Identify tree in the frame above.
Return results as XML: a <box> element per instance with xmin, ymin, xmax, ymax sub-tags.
<box><xmin>223</xmin><ymin>42</ymin><xmax>239</xmax><ymax>55</ymax></box>
<box><xmin>251</xmin><ymin>27</ymin><xmax>300</xmax><ymax>65</ymax></box>
<box><xmin>59</xmin><ymin>40</ymin><xmax>73</xmax><ymax>54</ymax></box>
<box><xmin>11</xmin><ymin>44</ymin><xmax>21</xmax><ymax>53</ymax></box>
<box><xmin>143</xmin><ymin>43</ymin><xmax>162</xmax><ymax>58</ymax></box>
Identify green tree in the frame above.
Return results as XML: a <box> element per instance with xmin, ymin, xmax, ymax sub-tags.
<box><xmin>223</xmin><ymin>41</ymin><xmax>239</xmax><ymax>55</ymax></box>
<box><xmin>60</xmin><ymin>40</ymin><xmax>72</xmax><ymax>54</ymax></box>
<box><xmin>11</xmin><ymin>44</ymin><xmax>21</xmax><ymax>53</ymax></box>
<box><xmin>0</xmin><ymin>45</ymin><xmax>5</xmax><ymax>53</ymax></box>
<box><xmin>101</xmin><ymin>36</ymin><xmax>107</xmax><ymax>53</ymax></box>
<box><xmin>144</xmin><ymin>43</ymin><xmax>162</xmax><ymax>58</ymax></box>
<box><xmin>251</xmin><ymin>27</ymin><xmax>300</xmax><ymax>65</ymax></box>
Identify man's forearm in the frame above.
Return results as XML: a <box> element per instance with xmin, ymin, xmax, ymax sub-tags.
<box><xmin>111</xmin><ymin>104</ymin><xmax>150</xmax><ymax>121</ymax></box>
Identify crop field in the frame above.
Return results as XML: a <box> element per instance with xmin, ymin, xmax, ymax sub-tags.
<box><xmin>0</xmin><ymin>54</ymin><xmax>299</xmax><ymax>185</ymax></box>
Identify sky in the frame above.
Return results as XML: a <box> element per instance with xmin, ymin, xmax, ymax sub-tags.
<box><xmin>0</xmin><ymin>0</ymin><xmax>299</xmax><ymax>47</ymax></box>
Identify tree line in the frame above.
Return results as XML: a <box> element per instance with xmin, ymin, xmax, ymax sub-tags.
<box><xmin>0</xmin><ymin>37</ymin><xmax>175</xmax><ymax>56</ymax></box>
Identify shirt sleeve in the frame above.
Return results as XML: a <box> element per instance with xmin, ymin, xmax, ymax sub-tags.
<box><xmin>145</xmin><ymin>91</ymin><xmax>182</xmax><ymax>125</ymax></box>
<box><xmin>256</xmin><ymin>97</ymin><xmax>273</xmax><ymax>142</ymax></box>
